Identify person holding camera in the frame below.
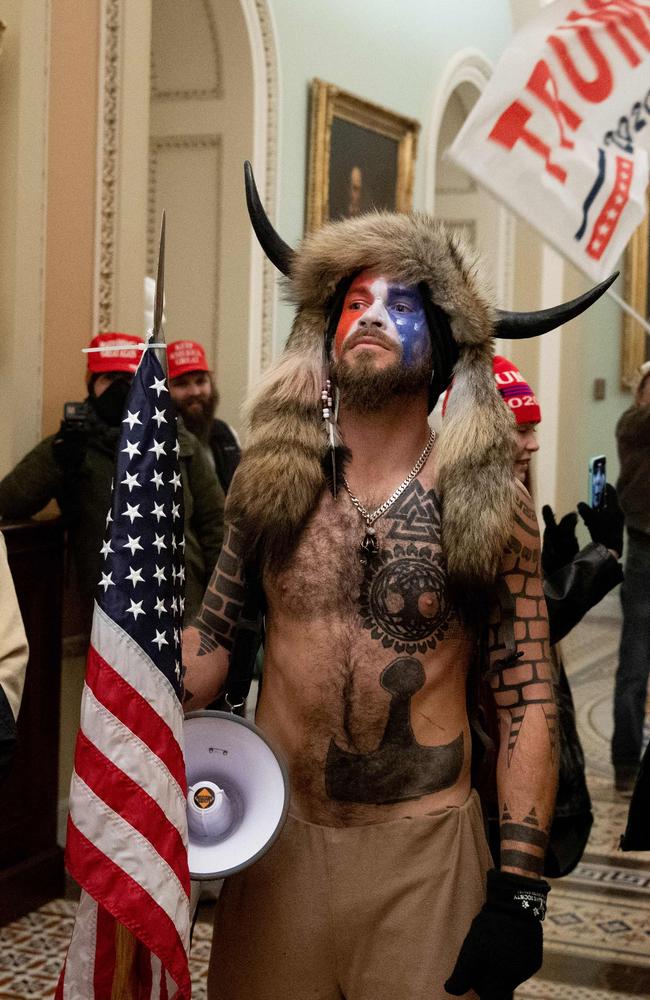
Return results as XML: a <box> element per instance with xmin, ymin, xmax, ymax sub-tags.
<box><xmin>0</xmin><ymin>332</ymin><xmax>224</xmax><ymax>631</ymax></box>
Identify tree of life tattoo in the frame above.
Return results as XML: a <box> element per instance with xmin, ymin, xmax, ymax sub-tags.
<box><xmin>358</xmin><ymin>481</ymin><xmax>454</xmax><ymax>654</ymax></box>
<box><xmin>193</xmin><ymin>523</ymin><xmax>246</xmax><ymax>657</ymax></box>
<box><xmin>488</xmin><ymin>494</ymin><xmax>558</xmax><ymax>765</ymax></box>
<box><xmin>326</xmin><ymin>656</ymin><xmax>463</xmax><ymax>804</ymax></box>
<box><xmin>499</xmin><ymin>802</ymin><xmax>550</xmax><ymax>876</ymax></box>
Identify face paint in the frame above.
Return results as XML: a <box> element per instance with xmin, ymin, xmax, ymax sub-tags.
<box><xmin>334</xmin><ymin>270</ymin><xmax>430</xmax><ymax>367</ymax></box>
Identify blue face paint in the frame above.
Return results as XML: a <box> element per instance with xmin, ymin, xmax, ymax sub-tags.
<box><xmin>385</xmin><ymin>286</ymin><xmax>430</xmax><ymax>366</ymax></box>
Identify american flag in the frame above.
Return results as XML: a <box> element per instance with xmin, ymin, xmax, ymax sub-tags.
<box><xmin>56</xmin><ymin>344</ymin><xmax>191</xmax><ymax>999</ymax></box>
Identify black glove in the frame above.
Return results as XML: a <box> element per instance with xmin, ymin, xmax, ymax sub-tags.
<box><xmin>52</xmin><ymin>414</ymin><xmax>90</xmax><ymax>469</ymax></box>
<box><xmin>541</xmin><ymin>505</ymin><xmax>579</xmax><ymax>575</ymax></box>
<box><xmin>577</xmin><ymin>484</ymin><xmax>624</xmax><ymax>558</ymax></box>
<box><xmin>445</xmin><ymin>869</ymin><xmax>549</xmax><ymax>1000</ymax></box>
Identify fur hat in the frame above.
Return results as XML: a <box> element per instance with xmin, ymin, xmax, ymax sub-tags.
<box><xmin>228</xmin><ymin>212</ymin><xmax>517</xmax><ymax>592</ymax></box>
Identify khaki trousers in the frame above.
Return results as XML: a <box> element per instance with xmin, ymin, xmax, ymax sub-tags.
<box><xmin>208</xmin><ymin>789</ymin><xmax>491</xmax><ymax>1000</ymax></box>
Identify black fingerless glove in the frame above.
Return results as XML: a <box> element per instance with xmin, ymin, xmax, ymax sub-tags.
<box><xmin>541</xmin><ymin>504</ymin><xmax>579</xmax><ymax>575</ymax></box>
<box><xmin>445</xmin><ymin>869</ymin><xmax>550</xmax><ymax>999</ymax></box>
<box><xmin>577</xmin><ymin>484</ymin><xmax>624</xmax><ymax>558</ymax></box>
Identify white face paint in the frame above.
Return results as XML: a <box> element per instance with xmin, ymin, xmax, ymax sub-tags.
<box><xmin>334</xmin><ymin>269</ymin><xmax>431</xmax><ymax>368</ymax></box>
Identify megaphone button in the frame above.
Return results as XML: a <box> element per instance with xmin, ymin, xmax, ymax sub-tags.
<box><xmin>194</xmin><ymin>786</ymin><xmax>216</xmax><ymax>809</ymax></box>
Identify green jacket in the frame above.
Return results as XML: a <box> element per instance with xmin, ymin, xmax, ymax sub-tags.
<box><xmin>0</xmin><ymin>413</ymin><xmax>224</xmax><ymax>625</ymax></box>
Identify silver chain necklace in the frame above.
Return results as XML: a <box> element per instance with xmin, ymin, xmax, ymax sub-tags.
<box><xmin>342</xmin><ymin>428</ymin><xmax>436</xmax><ymax>564</ymax></box>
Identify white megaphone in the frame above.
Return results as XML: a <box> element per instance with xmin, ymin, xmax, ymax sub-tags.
<box><xmin>184</xmin><ymin>710</ymin><xmax>289</xmax><ymax>880</ymax></box>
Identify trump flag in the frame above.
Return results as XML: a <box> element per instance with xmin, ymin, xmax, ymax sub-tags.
<box><xmin>56</xmin><ymin>342</ymin><xmax>191</xmax><ymax>999</ymax></box>
<box><xmin>449</xmin><ymin>0</ymin><xmax>650</xmax><ymax>281</ymax></box>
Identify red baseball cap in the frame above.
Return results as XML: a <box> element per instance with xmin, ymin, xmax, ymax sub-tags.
<box><xmin>86</xmin><ymin>333</ymin><xmax>145</xmax><ymax>374</ymax></box>
<box><xmin>492</xmin><ymin>355</ymin><xmax>541</xmax><ymax>425</ymax></box>
<box><xmin>167</xmin><ymin>340</ymin><xmax>210</xmax><ymax>381</ymax></box>
<box><xmin>442</xmin><ymin>355</ymin><xmax>541</xmax><ymax>424</ymax></box>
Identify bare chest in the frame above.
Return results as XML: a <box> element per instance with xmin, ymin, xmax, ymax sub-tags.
<box><xmin>264</xmin><ymin>477</ymin><xmax>464</xmax><ymax>652</ymax></box>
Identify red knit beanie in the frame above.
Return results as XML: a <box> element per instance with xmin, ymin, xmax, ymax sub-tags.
<box><xmin>492</xmin><ymin>355</ymin><xmax>541</xmax><ymax>425</ymax></box>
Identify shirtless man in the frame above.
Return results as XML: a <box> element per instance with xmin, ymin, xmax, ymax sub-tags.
<box><xmin>182</xmin><ymin>174</ymin><xmax>611</xmax><ymax>1000</ymax></box>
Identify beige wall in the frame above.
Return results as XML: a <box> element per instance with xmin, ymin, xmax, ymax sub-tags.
<box><xmin>43</xmin><ymin>0</ymin><xmax>101</xmax><ymax>437</ymax></box>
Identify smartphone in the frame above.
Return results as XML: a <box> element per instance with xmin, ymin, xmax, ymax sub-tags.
<box><xmin>588</xmin><ymin>455</ymin><xmax>607</xmax><ymax>509</ymax></box>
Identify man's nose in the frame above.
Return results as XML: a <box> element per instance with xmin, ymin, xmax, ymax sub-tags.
<box><xmin>358</xmin><ymin>299</ymin><xmax>387</xmax><ymax>330</ymax></box>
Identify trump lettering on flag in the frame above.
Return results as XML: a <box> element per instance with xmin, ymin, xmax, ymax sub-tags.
<box><xmin>449</xmin><ymin>0</ymin><xmax>650</xmax><ymax>282</ymax></box>
<box><xmin>56</xmin><ymin>342</ymin><xmax>191</xmax><ymax>1000</ymax></box>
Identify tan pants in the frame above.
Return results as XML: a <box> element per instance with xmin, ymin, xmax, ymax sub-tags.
<box><xmin>208</xmin><ymin>790</ymin><xmax>491</xmax><ymax>1000</ymax></box>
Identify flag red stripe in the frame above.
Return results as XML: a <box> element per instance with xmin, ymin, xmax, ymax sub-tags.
<box><xmin>74</xmin><ymin>730</ymin><xmax>190</xmax><ymax>895</ymax></box>
<box><xmin>66</xmin><ymin>819</ymin><xmax>191</xmax><ymax>998</ymax></box>
<box><xmin>86</xmin><ymin>645</ymin><xmax>187</xmax><ymax>793</ymax></box>
<box><xmin>94</xmin><ymin>903</ymin><xmax>117</xmax><ymax>997</ymax></box>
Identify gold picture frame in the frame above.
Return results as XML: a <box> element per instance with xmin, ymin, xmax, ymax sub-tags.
<box><xmin>621</xmin><ymin>193</ymin><xmax>649</xmax><ymax>389</ymax></box>
<box><xmin>306</xmin><ymin>79</ymin><xmax>420</xmax><ymax>232</ymax></box>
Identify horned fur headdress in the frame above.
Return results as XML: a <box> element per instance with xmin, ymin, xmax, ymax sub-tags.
<box><xmin>228</xmin><ymin>162</ymin><xmax>614</xmax><ymax>593</ymax></box>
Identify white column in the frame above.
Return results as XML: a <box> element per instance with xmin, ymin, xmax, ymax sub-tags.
<box><xmin>536</xmin><ymin>243</ymin><xmax>564</xmax><ymax>510</ymax></box>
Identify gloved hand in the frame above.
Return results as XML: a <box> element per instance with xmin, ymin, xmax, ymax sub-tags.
<box><xmin>52</xmin><ymin>416</ymin><xmax>89</xmax><ymax>469</ymax></box>
<box><xmin>541</xmin><ymin>505</ymin><xmax>579</xmax><ymax>575</ymax></box>
<box><xmin>577</xmin><ymin>484</ymin><xmax>624</xmax><ymax>558</ymax></box>
<box><xmin>445</xmin><ymin>868</ymin><xmax>549</xmax><ymax>1000</ymax></box>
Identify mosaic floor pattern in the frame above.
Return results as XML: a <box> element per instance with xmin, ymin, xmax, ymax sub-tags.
<box><xmin>1</xmin><ymin>590</ymin><xmax>648</xmax><ymax>999</ymax></box>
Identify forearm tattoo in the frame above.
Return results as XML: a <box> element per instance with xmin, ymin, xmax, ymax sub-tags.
<box><xmin>488</xmin><ymin>494</ymin><xmax>558</xmax><ymax>764</ymax></box>
<box><xmin>193</xmin><ymin>523</ymin><xmax>246</xmax><ymax>656</ymax></box>
<box><xmin>500</xmin><ymin>802</ymin><xmax>549</xmax><ymax>876</ymax></box>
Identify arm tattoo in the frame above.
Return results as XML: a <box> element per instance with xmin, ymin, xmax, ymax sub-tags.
<box><xmin>500</xmin><ymin>803</ymin><xmax>549</xmax><ymax>876</ymax></box>
<box><xmin>193</xmin><ymin>523</ymin><xmax>246</xmax><ymax>656</ymax></box>
<box><xmin>488</xmin><ymin>495</ymin><xmax>558</xmax><ymax>764</ymax></box>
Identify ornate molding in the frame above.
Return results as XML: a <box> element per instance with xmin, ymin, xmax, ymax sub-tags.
<box><xmin>97</xmin><ymin>0</ymin><xmax>278</xmax><ymax>371</ymax></box>
<box><xmin>251</xmin><ymin>0</ymin><xmax>278</xmax><ymax>371</ymax></box>
<box><xmin>96</xmin><ymin>0</ymin><xmax>121</xmax><ymax>331</ymax></box>
<box><xmin>147</xmin><ymin>134</ymin><xmax>222</xmax><ymax>359</ymax></box>
<box><xmin>150</xmin><ymin>0</ymin><xmax>223</xmax><ymax>102</ymax></box>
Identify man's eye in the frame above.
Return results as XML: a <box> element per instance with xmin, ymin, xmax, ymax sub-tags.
<box><xmin>348</xmin><ymin>300</ymin><xmax>367</xmax><ymax>310</ymax></box>
<box><xmin>392</xmin><ymin>302</ymin><xmax>414</xmax><ymax>314</ymax></box>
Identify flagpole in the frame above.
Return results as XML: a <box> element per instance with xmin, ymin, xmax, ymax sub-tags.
<box><xmin>109</xmin><ymin>212</ymin><xmax>171</xmax><ymax>998</ymax></box>
<box><xmin>603</xmin><ymin>285</ymin><xmax>650</xmax><ymax>337</ymax></box>
<box><xmin>112</xmin><ymin>923</ymin><xmax>138</xmax><ymax>999</ymax></box>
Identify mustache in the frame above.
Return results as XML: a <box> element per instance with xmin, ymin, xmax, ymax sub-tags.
<box><xmin>342</xmin><ymin>329</ymin><xmax>399</xmax><ymax>354</ymax></box>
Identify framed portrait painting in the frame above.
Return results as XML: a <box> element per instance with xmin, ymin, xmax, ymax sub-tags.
<box><xmin>306</xmin><ymin>79</ymin><xmax>420</xmax><ymax>232</ymax></box>
<box><xmin>621</xmin><ymin>192</ymin><xmax>649</xmax><ymax>389</ymax></box>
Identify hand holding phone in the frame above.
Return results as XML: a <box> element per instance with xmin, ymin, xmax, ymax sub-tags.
<box><xmin>588</xmin><ymin>455</ymin><xmax>606</xmax><ymax>510</ymax></box>
<box><xmin>577</xmin><ymin>483</ymin><xmax>624</xmax><ymax>558</ymax></box>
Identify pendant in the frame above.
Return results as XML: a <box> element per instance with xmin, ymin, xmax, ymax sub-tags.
<box><xmin>359</xmin><ymin>525</ymin><xmax>379</xmax><ymax>564</ymax></box>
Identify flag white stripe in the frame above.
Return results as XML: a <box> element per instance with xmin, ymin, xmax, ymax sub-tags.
<box><xmin>80</xmin><ymin>683</ymin><xmax>187</xmax><ymax>837</ymax></box>
<box><xmin>166</xmin><ymin>971</ymin><xmax>176</xmax><ymax>996</ymax></box>
<box><xmin>91</xmin><ymin>602</ymin><xmax>184</xmax><ymax>745</ymax></box>
<box><xmin>69</xmin><ymin>773</ymin><xmax>190</xmax><ymax>949</ymax></box>
<box><xmin>61</xmin><ymin>892</ymin><xmax>98</xmax><ymax>999</ymax></box>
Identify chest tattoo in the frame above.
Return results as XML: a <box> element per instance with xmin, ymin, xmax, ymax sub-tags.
<box><xmin>358</xmin><ymin>481</ymin><xmax>454</xmax><ymax>654</ymax></box>
<box><xmin>326</xmin><ymin>656</ymin><xmax>463</xmax><ymax>804</ymax></box>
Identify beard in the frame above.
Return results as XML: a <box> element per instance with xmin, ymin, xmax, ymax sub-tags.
<box><xmin>330</xmin><ymin>346</ymin><xmax>432</xmax><ymax>413</ymax></box>
<box><xmin>176</xmin><ymin>383</ymin><xmax>218</xmax><ymax>438</ymax></box>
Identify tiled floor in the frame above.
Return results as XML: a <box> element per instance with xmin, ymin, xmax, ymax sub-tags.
<box><xmin>1</xmin><ymin>588</ymin><xmax>648</xmax><ymax>999</ymax></box>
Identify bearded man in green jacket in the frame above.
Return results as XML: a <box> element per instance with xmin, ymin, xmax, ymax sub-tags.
<box><xmin>0</xmin><ymin>333</ymin><xmax>224</xmax><ymax>631</ymax></box>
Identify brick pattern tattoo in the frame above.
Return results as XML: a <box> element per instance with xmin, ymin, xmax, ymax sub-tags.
<box><xmin>499</xmin><ymin>803</ymin><xmax>549</xmax><ymax>876</ymax></box>
<box><xmin>487</xmin><ymin>494</ymin><xmax>558</xmax><ymax>764</ymax></box>
<box><xmin>193</xmin><ymin>523</ymin><xmax>246</xmax><ymax>656</ymax></box>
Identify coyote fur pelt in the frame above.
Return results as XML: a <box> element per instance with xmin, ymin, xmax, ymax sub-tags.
<box><xmin>227</xmin><ymin>211</ymin><xmax>516</xmax><ymax>593</ymax></box>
